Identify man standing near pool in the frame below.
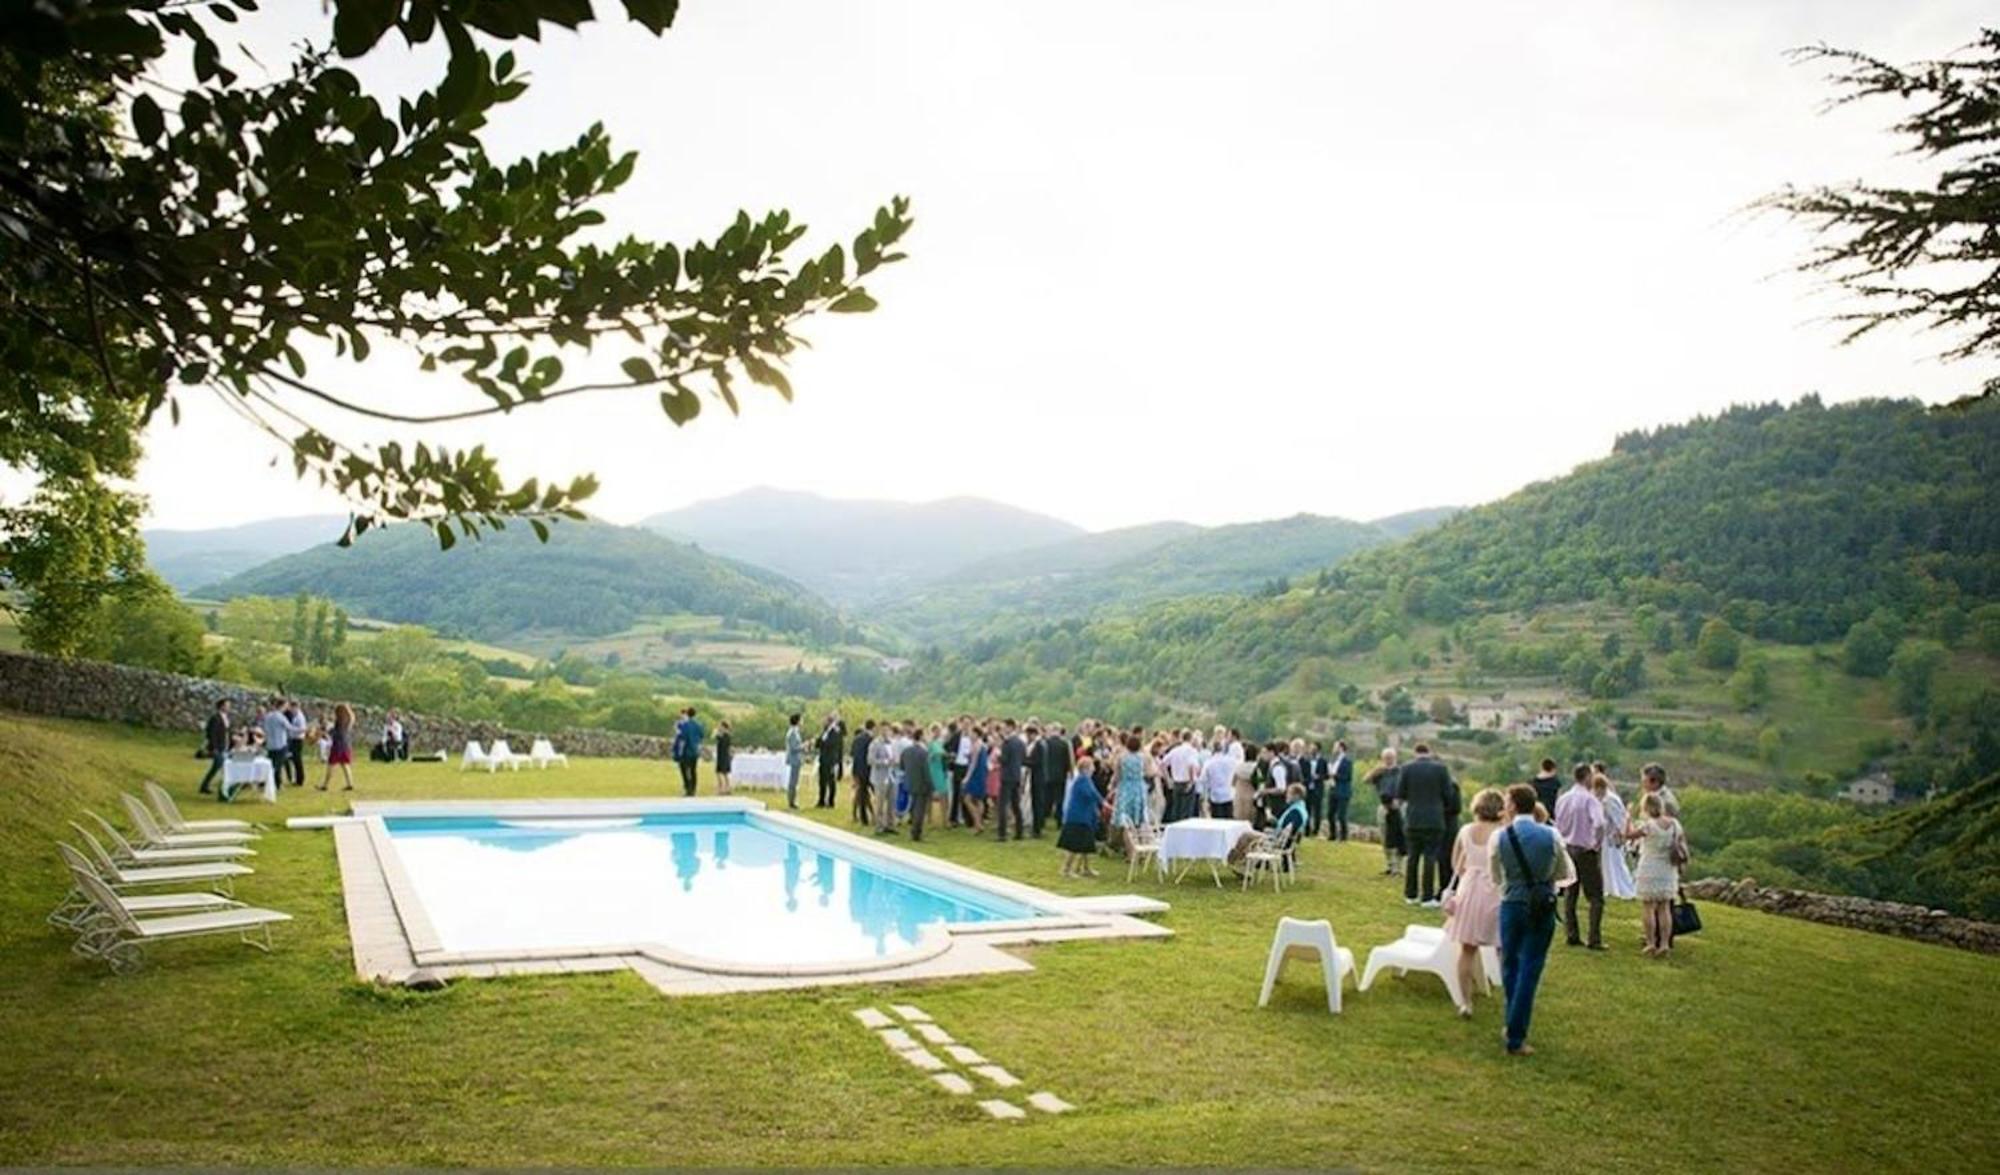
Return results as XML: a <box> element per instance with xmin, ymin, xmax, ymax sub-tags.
<box><xmin>673</xmin><ymin>707</ymin><xmax>703</xmax><ymax>797</ymax></box>
<box><xmin>901</xmin><ymin>734</ymin><xmax>935</xmax><ymax>842</ymax></box>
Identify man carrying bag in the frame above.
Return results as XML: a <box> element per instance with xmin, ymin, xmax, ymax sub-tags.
<box><xmin>1487</xmin><ymin>784</ymin><xmax>1576</xmax><ymax>1057</ymax></box>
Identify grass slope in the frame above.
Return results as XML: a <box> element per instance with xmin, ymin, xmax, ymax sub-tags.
<box><xmin>2</xmin><ymin>711</ymin><xmax>1994</xmax><ymax>1170</ymax></box>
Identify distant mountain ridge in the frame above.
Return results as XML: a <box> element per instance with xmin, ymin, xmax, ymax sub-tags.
<box><xmin>869</xmin><ymin>510</ymin><xmax>1453</xmax><ymax>645</ymax></box>
<box><xmin>202</xmin><ymin>519</ymin><xmax>850</xmax><ymax>644</ymax></box>
<box><xmin>143</xmin><ymin>514</ymin><xmax>348</xmax><ymax>593</ymax></box>
<box><xmin>640</xmin><ymin>487</ymin><xmax>1085</xmax><ymax>605</ymax></box>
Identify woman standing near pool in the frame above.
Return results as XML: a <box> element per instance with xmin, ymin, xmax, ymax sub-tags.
<box><xmin>316</xmin><ymin>703</ymin><xmax>356</xmax><ymax>792</ymax></box>
<box><xmin>1058</xmin><ymin>754</ymin><xmax>1104</xmax><ymax>879</ymax></box>
<box><xmin>713</xmin><ymin>721</ymin><xmax>734</xmax><ymax>795</ymax></box>
<box><xmin>963</xmin><ymin>725</ymin><xmax>990</xmax><ymax>834</ymax></box>
<box><xmin>1112</xmin><ymin>734</ymin><xmax>1148</xmax><ymax>862</ymax></box>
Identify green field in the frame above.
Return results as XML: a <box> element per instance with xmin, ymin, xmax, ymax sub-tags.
<box><xmin>4</xmin><ymin>710</ymin><xmax>1995</xmax><ymax>1170</ymax></box>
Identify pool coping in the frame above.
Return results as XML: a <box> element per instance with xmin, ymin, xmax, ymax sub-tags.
<box><xmin>333</xmin><ymin>796</ymin><xmax>1171</xmax><ymax>995</ymax></box>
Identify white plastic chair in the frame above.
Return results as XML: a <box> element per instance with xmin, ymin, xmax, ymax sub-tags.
<box><xmin>529</xmin><ymin>738</ymin><xmax>568</xmax><ymax>769</ymax></box>
<box><xmin>460</xmin><ymin>741</ymin><xmax>491</xmax><ymax>771</ymax></box>
<box><xmin>487</xmin><ymin>740</ymin><xmax>524</xmax><ymax>772</ymax></box>
<box><xmin>1125</xmin><ymin>823</ymin><xmax>1165</xmax><ymax>882</ymax></box>
<box><xmin>1406</xmin><ymin>923</ymin><xmax>1502</xmax><ymax>988</ymax></box>
<box><xmin>1359</xmin><ymin>923</ymin><xmax>1497</xmax><ymax>1008</ymax></box>
<box><xmin>1258</xmin><ymin>917</ymin><xmax>1355</xmax><ymax>1014</ymax></box>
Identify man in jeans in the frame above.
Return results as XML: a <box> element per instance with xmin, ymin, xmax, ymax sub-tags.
<box><xmin>259</xmin><ymin>697</ymin><xmax>291</xmax><ymax>786</ymax></box>
<box><xmin>1554</xmin><ymin>762</ymin><xmax>1609</xmax><ymax>949</ymax></box>
<box><xmin>1488</xmin><ymin>783</ymin><xmax>1575</xmax><ymax>1056</ymax></box>
<box><xmin>197</xmin><ymin>698</ymin><xmax>231</xmax><ymax>794</ymax></box>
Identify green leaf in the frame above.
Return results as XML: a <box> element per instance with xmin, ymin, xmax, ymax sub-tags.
<box><xmin>434</xmin><ymin>520</ymin><xmax>456</xmax><ymax>550</ymax></box>
<box><xmin>827</xmin><ymin>289</ymin><xmax>878</xmax><ymax>313</ymax></box>
<box><xmin>659</xmin><ymin>387</ymin><xmax>700</xmax><ymax>425</ymax></box>
<box><xmin>332</xmin><ymin>0</ymin><xmax>400</xmax><ymax>58</ymax></box>
<box><xmin>620</xmin><ymin>356</ymin><xmax>657</xmax><ymax>383</ymax></box>
<box><xmin>131</xmin><ymin>94</ymin><xmax>164</xmax><ymax>145</ymax></box>
<box><xmin>529</xmin><ymin>518</ymin><xmax>551</xmax><ymax>542</ymax></box>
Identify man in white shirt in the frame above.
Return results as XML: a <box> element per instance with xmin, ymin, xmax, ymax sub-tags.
<box><xmin>1161</xmin><ymin>731</ymin><xmax>1202</xmax><ymax>823</ymax></box>
<box><xmin>1199</xmin><ymin>749</ymin><xmax>1238</xmax><ymax>819</ymax></box>
<box><xmin>283</xmin><ymin>700</ymin><xmax>308</xmax><ymax>787</ymax></box>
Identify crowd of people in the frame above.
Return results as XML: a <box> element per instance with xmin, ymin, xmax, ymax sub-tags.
<box><xmin>677</xmin><ymin>710</ymin><xmax>1691</xmax><ymax>1057</ymax></box>
<box><xmin>193</xmin><ymin>696</ymin><xmax>415</xmax><ymax>798</ymax></box>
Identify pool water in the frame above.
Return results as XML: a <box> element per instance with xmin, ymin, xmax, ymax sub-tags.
<box><xmin>384</xmin><ymin>812</ymin><xmax>1037</xmax><ymax>966</ymax></box>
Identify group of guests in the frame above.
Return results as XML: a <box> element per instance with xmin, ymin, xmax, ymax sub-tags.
<box><xmin>1428</xmin><ymin>759</ymin><xmax>1688</xmax><ymax>1055</ymax></box>
<box><xmin>194</xmin><ymin>696</ymin><xmax>405</xmax><ymax>798</ymax></box>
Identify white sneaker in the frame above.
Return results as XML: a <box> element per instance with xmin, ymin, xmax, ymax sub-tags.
<box><xmin>1404</xmin><ymin>897</ymin><xmax>1419</xmax><ymax>906</ymax></box>
<box><xmin>1421</xmin><ymin>899</ymin><xmax>1442</xmax><ymax>909</ymax></box>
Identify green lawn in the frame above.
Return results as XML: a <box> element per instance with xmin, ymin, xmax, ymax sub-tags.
<box><xmin>2</xmin><ymin>710</ymin><xmax>1995</xmax><ymax>1170</ymax></box>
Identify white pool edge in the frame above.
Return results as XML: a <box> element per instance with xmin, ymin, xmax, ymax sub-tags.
<box><xmin>333</xmin><ymin>796</ymin><xmax>1171</xmax><ymax>995</ymax></box>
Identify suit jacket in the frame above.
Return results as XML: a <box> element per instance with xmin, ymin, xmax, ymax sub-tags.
<box><xmin>850</xmin><ymin>731</ymin><xmax>872</xmax><ymax>777</ymax></box>
<box><xmin>999</xmin><ymin>735</ymin><xmax>1027</xmax><ymax>784</ymax></box>
<box><xmin>204</xmin><ymin>712</ymin><xmax>229</xmax><ymax>755</ymax></box>
<box><xmin>1331</xmin><ymin>753</ymin><xmax>1354</xmax><ymax>792</ymax></box>
<box><xmin>1042</xmin><ymin>736</ymin><xmax>1073</xmax><ymax>786</ymax></box>
<box><xmin>900</xmin><ymin>742</ymin><xmax>934</xmax><ymax>793</ymax></box>
<box><xmin>1398</xmin><ymin>756</ymin><xmax>1457</xmax><ymax>832</ymax></box>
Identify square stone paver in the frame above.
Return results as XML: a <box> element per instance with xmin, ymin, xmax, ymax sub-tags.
<box><xmin>890</xmin><ymin>1004</ymin><xmax>932</xmax><ymax>1022</ymax></box>
<box><xmin>853</xmin><ymin>1007</ymin><xmax>893</xmax><ymax>1029</ymax></box>
<box><xmin>943</xmin><ymin>1045</ymin><xmax>987</xmax><ymax>1065</ymax></box>
<box><xmin>913</xmin><ymin>1023</ymin><xmax>954</xmax><ymax>1045</ymax></box>
<box><xmin>977</xmin><ymin>1099</ymin><xmax>1026</xmax><ymax>1120</ymax></box>
<box><xmin>878</xmin><ymin>1028</ymin><xmax>917</xmax><ymax>1050</ymax></box>
<box><xmin>1027</xmin><ymin>1091</ymin><xmax>1075</xmax><ymax>1114</ymax></box>
<box><xmin>972</xmin><ymin>1064</ymin><xmax>1022</xmax><ymax>1088</ymax></box>
<box><xmin>931</xmin><ymin>1073</ymin><xmax>975</xmax><ymax>1096</ymax></box>
<box><xmin>896</xmin><ymin>1047</ymin><xmax>947</xmax><ymax>1072</ymax></box>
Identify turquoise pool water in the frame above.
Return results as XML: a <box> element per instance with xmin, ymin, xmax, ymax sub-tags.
<box><xmin>383</xmin><ymin>812</ymin><xmax>1038</xmax><ymax>966</ymax></box>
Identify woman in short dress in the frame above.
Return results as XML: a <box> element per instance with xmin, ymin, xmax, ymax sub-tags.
<box><xmin>316</xmin><ymin>703</ymin><xmax>356</xmax><ymax>792</ymax></box>
<box><xmin>1443</xmin><ymin>787</ymin><xmax>1505</xmax><ymax>1017</ymax></box>
<box><xmin>1628</xmin><ymin>792</ymin><xmax>1682</xmax><ymax>957</ymax></box>
<box><xmin>963</xmin><ymin>728</ymin><xmax>990</xmax><ymax>834</ymax></box>
<box><xmin>1113</xmin><ymin>734</ymin><xmax>1149</xmax><ymax>862</ymax></box>
<box><xmin>713</xmin><ymin>721</ymin><xmax>734</xmax><ymax>795</ymax></box>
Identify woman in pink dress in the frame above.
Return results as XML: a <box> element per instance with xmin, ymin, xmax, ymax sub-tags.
<box><xmin>1443</xmin><ymin>787</ymin><xmax>1506</xmax><ymax>1018</ymax></box>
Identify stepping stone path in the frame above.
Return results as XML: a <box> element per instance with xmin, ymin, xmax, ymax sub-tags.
<box><xmin>852</xmin><ymin>1004</ymin><xmax>1076</xmax><ymax>1121</ymax></box>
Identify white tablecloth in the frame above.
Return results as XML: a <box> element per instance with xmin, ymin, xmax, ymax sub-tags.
<box><xmin>728</xmin><ymin>751</ymin><xmax>790</xmax><ymax>790</ymax></box>
<box><xmin>1159</xmin><ymin>818</ymin><xmax>1254</xmax><ymax>865</ymax></box>
<box><xmin>222</xmin><ymin>757</ymin><xmax>276</xmax><ymax>803</ymax></box>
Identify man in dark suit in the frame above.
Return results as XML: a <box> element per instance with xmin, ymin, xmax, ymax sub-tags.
<box><xmin>197</xmin><ymin>698</ymin><xmax>230</xmax><ymax>794</ymax></box>
<box><xmin>1023</xmin><ymin>725</ymin><xmax>1048</xmax><ymax>837</ymax></box>
<box><xmin>848</xmin><ymin>721</ymin><xmax>874</xmax><ymax>826</ymax></box>
<box><xmin>900</xmin><ymin>736</ymin><xmax>935</xmax><ymax>841</ymax></box>
<box><xmin>1300</xmin><ymin>743</ymin><xmax>1328</xmax><ymax>838</ymax></box>
<box><xmin>996</xmin><ymin>720</ymin><xmax>1027</xmax><ymax>841</ymax></box>
<box><xmin>1397</xmin><ymin>743</ymin><xmax>1458</xmax><ymax>906</ymax></box>
<box><xmin>1328</xmin><ymin>739</ymin><xmax>1355</xmax><ymax>841</ymax></box>
<box><xmin>1034</xmin><ymin>723</ymin><xmax>1073</xmax><ymax>838</ymax></box>
<box><xmin>815</xmin><ymin>713</ymin><xmax>845</xmax><ymax>809</ymax></box>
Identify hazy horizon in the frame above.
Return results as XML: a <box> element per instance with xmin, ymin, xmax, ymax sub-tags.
<box><xmin>8</xmin><ymin>1</ymin><xmax>1992</xmax><ymax>533</ymax></box>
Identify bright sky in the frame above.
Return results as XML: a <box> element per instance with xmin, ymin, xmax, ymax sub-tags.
<box><xmin>98</xmin><ymin>1</ymin><xmax>1998</xmax><ymax>531</ymax></box>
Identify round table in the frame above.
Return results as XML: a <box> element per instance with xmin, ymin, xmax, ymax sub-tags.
<box><xmin>728</xmin><ymin>751</ymin><xmax>790</xmax><ymax>791</ymax></box>
<box><xmin>1160</xmin><ymin>817</ymin><xmax>1255</xmax><ymax>886</ymax></box>
<box><xmin>221</xmin><ymin>756</ymin><xmax>276</xmax><ymax>803</ymax></box>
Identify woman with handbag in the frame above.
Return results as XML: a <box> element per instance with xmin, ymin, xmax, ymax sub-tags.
<box><xmin>1627</xmin><ymin>792</ymin><xmax>1683</xmax><ymax>957</ymax></box>
<box><xmin>1443</xmin><ymin>788</ymin><xmax>1506</xmax><ymax>1018</ymax></box>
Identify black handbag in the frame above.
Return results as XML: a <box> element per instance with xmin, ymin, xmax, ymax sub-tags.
<box><xmin>1671</xmin><ymin>889</ymin><xmax>1703</xmax><ymax>939</ymax></box>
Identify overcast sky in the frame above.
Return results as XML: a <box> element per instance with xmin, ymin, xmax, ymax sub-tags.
<box><xmin>91</xmin><ymin>1</ymin><xmax>1997</xmax><ymax>532</ymax></box>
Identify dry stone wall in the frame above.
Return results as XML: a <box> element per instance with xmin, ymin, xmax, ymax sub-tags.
<box><xmin>1684</xmin><ymin>876</ymin><xmax>2000</xmax><ymax>956</ymax></box>
<box><xmin>0</xmin><ymin>650</ymin><xmax>669</xmax><ymax>760</ymax></box>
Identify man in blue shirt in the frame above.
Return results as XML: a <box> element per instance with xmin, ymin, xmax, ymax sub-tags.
<box><xmin>1486</xmin><ymin>783</ymin><xmax>1575</xmax><ymax>1056</ymax></box>
<box><xmin>673</xmin><ymin>708</ymin><xmax>703</xmax><ymax>797</ymax></box>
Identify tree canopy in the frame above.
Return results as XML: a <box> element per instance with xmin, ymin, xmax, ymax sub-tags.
<box><xmin>1</xmin><ymin>0</ymin><xmax>910</xmax><ymax>648</ymax></box>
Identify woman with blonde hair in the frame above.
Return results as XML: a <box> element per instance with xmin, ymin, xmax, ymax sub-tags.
<box><xmin>316</xmin><ymin>703</ymin><xmax>356</xmax><ymax>792</ymax></box>
<box><xmin>1627</xmin><ymin>791</ymin><xmax>1682</xmax><ymax>956</ymax></box>
<box><xmin>1442</xmin><ymin>787</ymin><xmax>1506</xmax><ymax>1017</ymax></box>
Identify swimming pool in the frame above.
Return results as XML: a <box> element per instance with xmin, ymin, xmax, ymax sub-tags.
<box><xmin>383</xmin><ymin>810</ymin><xmax>1039</xmax><ymax>967</ymax></box>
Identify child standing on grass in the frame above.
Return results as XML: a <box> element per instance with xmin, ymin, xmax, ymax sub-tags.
<box><xmin>1058</xmin><ymin>755</ymin><xmax>1103</xmax><ymax>879</ymax></box>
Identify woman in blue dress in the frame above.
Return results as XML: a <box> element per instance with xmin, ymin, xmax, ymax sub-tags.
<box><xmin>1112</xmin><ymin>733</ymin><xmax>1148</xmax><ymax>862</ymax></box>
<box><xmin>963</xmin><ymin>727</ymin><xmax>990</xmax><ymax>834</ymax></box>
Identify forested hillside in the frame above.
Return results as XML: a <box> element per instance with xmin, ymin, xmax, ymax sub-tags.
<box><xmin>876</xmin><ymin>395</ymin><xmax>2000</xmax><ymax>723</ymax></box>
<box><xmin>142</xmin><ymin>514</ymin><xmax>347</xmax><ymax>592</ymax></box>
<box><xmin>873</xmin><ymin>513</ymin><xmax>1399</xmax><ymax>646</ymax></box>
<box><xmin>204</xmin><ymin>521</ymin><xmax>851</xmax><ymax>644</ymax></box>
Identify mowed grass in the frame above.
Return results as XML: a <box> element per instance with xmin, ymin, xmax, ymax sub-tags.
<box><xmin>1</xmin><ymin>711</ymin><xmax>1995</xmax><ymax>1170</ymax></box>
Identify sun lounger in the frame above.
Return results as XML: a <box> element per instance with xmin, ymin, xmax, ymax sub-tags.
<box><xmin>84</xmin><ymin>811</ymin><xmax>256</xmax><ymax>864</ymax></box>
<box><xmin>49</xmin><ymin>846</ymin><xmax>242</xmax><ymax>930</ymax></box>
<box><xmin>69</xmin><ymin>823</ymin><xmax>252</xmax><ymax>895</ymax></box>
<box><xmin>122</xmin><ymin>794</ymin><xmax>257</xmax><ymax>848</ymax></box>
<box><xmin>144</xmin><ymin>780</ymin><xmax>255</xmax><ymax>834</ymax></box>
<box><xmin>67</xmin><ymin>869</ymin><xmax>290</xmax><ymax>973</ymax></box>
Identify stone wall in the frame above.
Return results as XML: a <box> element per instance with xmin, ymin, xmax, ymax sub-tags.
<box><xmin>1684</xmin><ymin>876</ymin><xmax>2000</xmax><ymax>956</ymax></box>
<box><xmin>0</xmin><ymin>650</ymin><xmax>669</xmax><ymax>761</ymax></box>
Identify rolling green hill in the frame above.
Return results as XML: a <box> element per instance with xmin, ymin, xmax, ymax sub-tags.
<box><xmin>141</xmin><ymin>514</ymin><xmax>348</xmax><ymax>592</ymax></box>
<box><xmin>203</xmin><ymin>520</ymin><xmax>852</xmax><ymax>645</ymax></box>
<box><xmin>870</xmin><ymin>513</ymin><xmax>1412</xmax><ymax>646</ymax></box>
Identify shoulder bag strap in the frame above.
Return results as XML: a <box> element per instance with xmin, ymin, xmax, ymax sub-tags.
<box><xmin>1505</xmin><ymin>825</ymin><xmax>1539</xmax><ymax>882</ymax></box>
